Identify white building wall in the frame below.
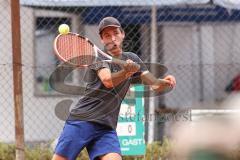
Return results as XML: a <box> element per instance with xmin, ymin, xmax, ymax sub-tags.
<box><xmin>0</xmin><ymin>0</ymin><xmax>15</xmax><ymax>143</ymax></box>
<box><xmin>200</xmin><ymin>25</ymin><xmax>215</xmax><ymax>103</ymax></box>
<box><xmin>0</xmin><ymin>4</ymin><xmax>79</xmax><ymax>142</ymax></box>
<box><xmin>20</xmin><ymin>9</ymin><xmax>82</xmax><ymax>142</ymax></box>
<box><xmin>163</xmin><ymin>23</ymin><xmax>240</xmax><ymax>108</ymax></box>
<box><xmin>213</xmin><ymin>23</ymin><xmax>240</xmax><ymax>100</ymax></box>
<box><xmin>163</xmin><ymin>24</ymin><xmax>201</xmax><ymax>108</ymax></box>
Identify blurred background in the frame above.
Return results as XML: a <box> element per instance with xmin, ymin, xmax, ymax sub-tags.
<box><xmin>1</xmin><ymin>0</ymin><xmax>240</xmax><ymax>159</ymax></box>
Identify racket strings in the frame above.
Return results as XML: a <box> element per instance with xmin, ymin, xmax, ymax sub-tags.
<box><xmin>56</xmin><ymin>34</ymin><xmax>95</xmax><ymax>66</ymax></box>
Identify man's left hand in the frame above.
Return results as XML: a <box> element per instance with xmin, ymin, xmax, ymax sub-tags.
<box><xmin>154</xmin><ymin>75</ymin><xmax>176</xmax><ymax>93</ymax></box>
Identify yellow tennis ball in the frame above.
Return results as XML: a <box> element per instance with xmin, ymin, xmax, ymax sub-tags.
<box><xmin>58</xmin><ymin>24</ymin><xmax>70</xmax><ymax>34</ymax></box>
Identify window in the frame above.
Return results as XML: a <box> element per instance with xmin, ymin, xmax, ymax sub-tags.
<box><xmin>34</xmin><ymin>14</ymin><xmax>80</xmax><ymax>96</ymax></box>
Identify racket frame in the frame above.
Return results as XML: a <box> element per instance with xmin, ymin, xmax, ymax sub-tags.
<box><xmin>54</xmin><ymin>33</ymin><xmax>123</xmax><ymax>66</ymax></box>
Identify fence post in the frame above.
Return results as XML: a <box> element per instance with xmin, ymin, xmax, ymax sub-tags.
<box><xmin>11</xmin><ymin>0</ymin><xmax>25</xmax><ymax>159</ymax></box>
<box><xmin>148</xmin><ymin>2</ymin><xmax>157</xmax><ymax>143</ymax></box>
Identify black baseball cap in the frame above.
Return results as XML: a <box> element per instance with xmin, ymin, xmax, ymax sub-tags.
<box><xmin>98</xmin><ymin>17</ymin><xmax>122</xmax><ymax>34</ymax></box>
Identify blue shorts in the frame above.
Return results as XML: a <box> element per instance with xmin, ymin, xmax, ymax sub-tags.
<box><xmin>54</xmin><ymin>120</ymin><xmax>121</xmax><ymax>160</ymax></box>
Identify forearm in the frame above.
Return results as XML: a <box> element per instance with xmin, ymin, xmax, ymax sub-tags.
<box><xmin>141</xmin><ymin>71</ymin><xmax>168</xmax><ymax>86</ymax></box>
<box><xmin>98</xmin><ymin>59</ymin><xmax>140</xmax><ymax>88</ymax></box>
<box><xmin>110</xmin><ymin>70</ymin><xmax>131</xmax><ymax>87</ymax></box>
<box><xmin>150</xmin><ymin>79</ymin><xmax>172</xmax><ymax>92</ymax></box>
<box><xmin>140</xmin><ymin>71</ymin><xmax>172</xmax><ymax>92</ymax></box>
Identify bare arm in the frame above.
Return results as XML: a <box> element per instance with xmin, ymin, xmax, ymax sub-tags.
<box><xmin>140</xmin><ymin>71</ymin><xmax>176</xmax><ymax>93</ymax></box>
<box><xmin>97</xmin><ymin>60</ymin><xmax>140</xmax><ymax>88</ymax></box>
<box><xmin>97</xmin><ymin>68</ymin><xmax>129</xmax><ymax>88</ymax></box>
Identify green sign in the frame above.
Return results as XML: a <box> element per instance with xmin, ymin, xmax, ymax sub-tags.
<box><xmin>117</xmin><ymin>85</ymin><xmax>145</xmax><ymax>156</ymax></box>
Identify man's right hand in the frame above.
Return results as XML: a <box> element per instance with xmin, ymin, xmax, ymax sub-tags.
<box><xmin>123</xmin><ymin>59</ymin><xmax>140</xmax><ymax>77</ymax></box>
<box><xmin>97</xmin><ymin>59</ymin><xmax>139</xmax><ymax>88</ymax></box>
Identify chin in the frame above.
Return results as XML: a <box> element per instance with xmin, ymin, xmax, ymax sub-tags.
<box><xmin>110</xmin><ymin>49</ymin><xmax>122</xmax><ymax>56</ymax></box>
<box><xmin>112</xmin><ymin>51</ymin><xmax>121</xmax><ymax>56</ymax></box>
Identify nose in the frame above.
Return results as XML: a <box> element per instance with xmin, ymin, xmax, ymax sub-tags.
<box><xmin>111</xmin><ymin>35</ymin><xmax>116</xmax><ymax>41</ymax></box>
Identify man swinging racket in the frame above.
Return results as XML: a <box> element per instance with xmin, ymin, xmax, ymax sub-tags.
<box><xmin>52</xmin><ymin>16</ymin><xmax>176</xmax><ymax>160</ymax></box>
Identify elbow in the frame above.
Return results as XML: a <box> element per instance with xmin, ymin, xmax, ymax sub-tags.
<box><xmin>151</xmin><ymin>84</ymin><xmax>173</xmax><ymax>94</ymax></box>
<box><xmin>151</xmin><ymin>85</ymin><xmax>159</xmax><ymax>92</ymax></box>
<box><xmin>102</xmin><ymin>78</ymin><xmax>114</xmax><ymax>88</ymax></box>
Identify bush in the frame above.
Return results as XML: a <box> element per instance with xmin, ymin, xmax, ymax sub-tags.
<box><xmin>0</xmin><ymin>143</ymin><xmax>15</xmax><ymax>160</ymax></box>
<box><xmin>3</xmin><ymin>138</ymin><xmax>239</xmax><ymax>160</ymax></box>
<box><xmin>0</xmin><ymin>143</ymin><xmax>52</xmax><ymax>160</ymax></box>
<box><xmin>0</xmin><ymin>139</ymin><xmax>171</xmax><ymax>160</ymax></box>
<box><xmin>145</xmin><ymin>137</ymin><xmax>171</xmax><ymax>160</ymax></box>
<box><xmin>25</xmin><ymin>146</ymin><xmax>52</xmax><ymax>160</ymax></box>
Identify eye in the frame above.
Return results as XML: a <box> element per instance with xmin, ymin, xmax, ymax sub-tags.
<box><xmin>104</xmin><ymin>34</ymin><xmax>111</xmax><ymax>38</ymax></box>
<box><xmin>114</xmin><ymin>31</ymin><xmax>119</xmax><ymax>35</ymax></box>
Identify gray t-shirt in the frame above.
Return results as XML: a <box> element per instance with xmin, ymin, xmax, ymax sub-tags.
<box><xmin>68</xmin><ymin>52</ymin><xmax>148</xmax><ymax>129</ymax></box>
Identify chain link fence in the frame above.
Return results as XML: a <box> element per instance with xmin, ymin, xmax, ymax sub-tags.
<box><xmin>1</xmin><ymin>0</ymin><xmax>240</xmax><ymax>159</ymax></box>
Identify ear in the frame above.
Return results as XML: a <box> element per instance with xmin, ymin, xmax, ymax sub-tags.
<box><xmin>100</xmin><ymin>38</ymin><xmax>104</xmax><ymax>44</ymax></box>
<box><xmin>122</xmin><ymin>30</ymin><xmax>125</xmax><ymax>39</ymax></box>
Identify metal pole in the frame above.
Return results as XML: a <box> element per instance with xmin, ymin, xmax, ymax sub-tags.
<box><xmin>11</xmin><ymin>0</ymin><xmax>25</xmax><ymax>159</ymax></box>
<box><xmin>148</xmin><ymin>3</ymin><xmax>157</xmax><ymax>143</ymax></box>
<box><xmin>197</xmin><ymin>26</ymin><xmax>204</xmax><ymax>101</ymax></box>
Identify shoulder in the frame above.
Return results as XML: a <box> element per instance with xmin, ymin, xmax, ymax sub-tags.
<box><xmin>123</xmin><ymin>51</ymin><xmax>138</xmax><ymax>57</ymax></box>
<box><xmin>123</xmin><ymin>52</ymin><xmax>141</xmax><ymax>60</ymax></box>
<box><xmin>123</xmin><ymin>52</ymin><xmax>148</xmax><ymax>72</ymax></box>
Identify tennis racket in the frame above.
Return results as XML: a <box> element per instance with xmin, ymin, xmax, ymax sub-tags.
<box><xmin>53</xmin><ymin>32</ymin><xmax>169</xmax><ymax>86</ymax></box>
<box><xmin>53</xmin><ymin>32</ymin><xmax>136</xmax><ymax>68</ymax></box>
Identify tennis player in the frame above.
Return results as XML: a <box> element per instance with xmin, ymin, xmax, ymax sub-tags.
<box><xmin>52</xmin><ymin>17</ymin><xmax>176</xmax><ymax>160</ymax></box>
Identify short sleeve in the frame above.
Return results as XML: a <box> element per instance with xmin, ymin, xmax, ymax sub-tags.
<box><xmin>89</xmin><ymin>61</ymin><xmax>110</xmax><ymax>71</ymax></box>
<box><xmin>127</xmin><ymin>52</ymin><xmax>149</xmax><ymax>84</ymax></box>
<box><xmin>127</xmin><ymin>52</ymin><xmax>148</xmax><ymax>71</ymax></box>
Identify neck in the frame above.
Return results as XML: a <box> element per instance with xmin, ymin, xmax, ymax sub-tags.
<box><xmin>107</xmin><ymin>49</ymin><xmax>122</xmax><ymax>59</ymax></box>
